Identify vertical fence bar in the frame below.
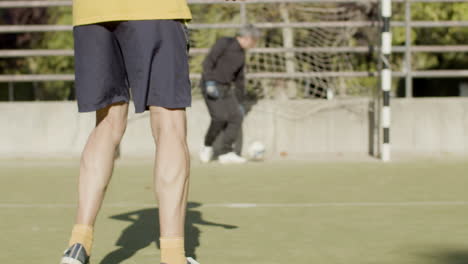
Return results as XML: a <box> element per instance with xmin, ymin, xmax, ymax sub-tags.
<box><xmin>381</xmin><ymin>0</ymin><xmax>392</xmax><ymax>162</ymax></box>
<box><xmin>8</xmin><ymin>82</ymin><xmax>14</xmax><ymax>101</ymax></box>
<box><xmin>240</xmin><ymin>2</ymin><xmax>247</xmax><ymax>24</ymax></box>
<box><xmin>405</xmin><ymin>0</ymin><xmax>413</xmax><ymax>97</ymax></box>
<box><xmin>279</xmin><ymin>2</ymin><xmax>297</xmax><ymax>98</ymax></box>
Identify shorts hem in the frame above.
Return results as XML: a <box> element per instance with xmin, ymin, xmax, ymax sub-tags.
<box><xmin>136</xmin><ymin>102</ymin><xmax>192</xmax><ymax>113</ymax></box>
<box><xmin>78</xmin><ymin>96</ymin><xmax>129</xmax><ymax>113</ymax></box>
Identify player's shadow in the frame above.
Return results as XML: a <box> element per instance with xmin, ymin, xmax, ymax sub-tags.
<box><xmin>99</xmin><ymin>202</ymin><xmax>238</xmax><ymax>264</ymax></box>
<box><xmin>417</xmin><ymin>248</ymin><xmax>468</xmax><ymax>264</ymax></box>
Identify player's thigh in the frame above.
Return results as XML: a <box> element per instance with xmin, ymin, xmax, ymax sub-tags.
<box><xmin>203</xmin><ymin>95</ymin><xmax>231</xmax><ymax>122</ymax></box>
<box><xmin>73</xmin><ymin>23</ymin><xmax>130</xmax><ymax>113</ymax></box>
<box><xmin>147</xmin><ymin>20</ymin><xmax>191</xmax><ymax>110</ymax></box>
<box><xmin>224</xmin><ymin>94</ymin><xmax>243</xmax><ymax>122</ymax></box>
<box><xmin>115</xmin><ymin>20</ymin><xmax>191</xmax><ymax>113</ymax></box>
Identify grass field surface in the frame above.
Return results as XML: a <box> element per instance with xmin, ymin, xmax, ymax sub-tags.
<box><xmin>1</xmin><ymin>159</ymin><xmax>468</xmax><ymax>264</ymax></box>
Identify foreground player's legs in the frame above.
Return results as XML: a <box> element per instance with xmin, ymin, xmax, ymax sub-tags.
<box><xmin>150</xmin><ymin>106</ymin><xmax>190</xmax><ymax>264</ymax></box>
<box><xmin>70</xmin><ymin>102</ymin><xmax>129</xmax><ymax>255</ymax></box>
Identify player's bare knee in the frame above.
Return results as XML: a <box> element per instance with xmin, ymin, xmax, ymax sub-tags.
<box><xmin>150</xmin><ymin>107</ymin><xmax>187</xmax><ymax>144</ymax></box>
<box><xmin>96</xmin><ymin>103</ymin><xmax>128</xmax><ymax>144</ymax></box>
<box><xmin>98</xmin><ymin>114</ymin><xmax>127</xmax><ymax>145</ymax></box>
<box><xmin>108</xmin><ymin>116</ymin><xmax>127</xmax><ymax>143</ymax></box>
<box><xmin>153</xmin><ymin>126</ymin><xmax>187</xmax><ymax>147</ymax></box>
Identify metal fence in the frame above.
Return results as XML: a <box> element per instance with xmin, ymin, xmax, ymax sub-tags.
<box><xmin>0</xmin><ymin>0</ymin><xmax>468</xmax><ymax>99</ymax></box>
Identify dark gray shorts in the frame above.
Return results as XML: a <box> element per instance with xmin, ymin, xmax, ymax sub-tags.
<box><xmin>73</xmin><ymin>20</ymin><xmax>191</xmax><ymax>113</ymax></box>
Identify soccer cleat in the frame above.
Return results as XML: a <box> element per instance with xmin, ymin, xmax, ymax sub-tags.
<box><xmin>60</xmin><ymin>243</ymin><xmax>90</xmax><ymax>264</ymax></box>
<box><xmin>218</xmin><ymin>152</ymin><xmax>247</xmax><ymax>164</ymax></box>
<box><xmin>199</xmin><ymin>146</ymin><xmax>214</xmax><ymax>163</ymax></box>
<box><xmin>187</xmin><ymin>257</ymin><xmax>200</xmax><ymax>264</ymax></box>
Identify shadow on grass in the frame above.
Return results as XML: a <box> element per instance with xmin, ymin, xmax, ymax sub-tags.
<box><xmin>99</xmin><ymin>202</ymin><xmax>238</xmax><ymax>264</ymax></box>
<box><xmin>418</xmin><ymin>248</ymin><xmax>468</xmax><ymax>264</ymax></box>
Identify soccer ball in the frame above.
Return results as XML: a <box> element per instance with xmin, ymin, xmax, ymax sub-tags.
<box><xmin>247</xmin><ymin>141</ymin><xmax>266</xmax><ymax>161</ymax></box>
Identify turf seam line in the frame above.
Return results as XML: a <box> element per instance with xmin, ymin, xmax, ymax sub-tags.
<box><xmin>3</xmin><ymin>201</ymin><xmax>468</xmax><ymax>208</ymax></box>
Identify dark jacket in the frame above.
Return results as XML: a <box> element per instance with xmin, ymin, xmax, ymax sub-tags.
<box><xmin>202</xmin><ymin>37</ymin><xmax>246</xmax><ymax>101</ymax></box>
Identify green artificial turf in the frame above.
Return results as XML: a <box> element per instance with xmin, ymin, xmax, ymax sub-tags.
<box><xmin>1</xmin><ymin>159</ymin><xmax>468</xmax><ymax>264</ymax></box>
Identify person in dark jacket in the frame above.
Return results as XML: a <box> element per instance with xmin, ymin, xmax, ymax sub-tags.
<box><xmin>199</xmin><ymin>24</ymin><xmax>260</xmax><ymax>164</ymax></box>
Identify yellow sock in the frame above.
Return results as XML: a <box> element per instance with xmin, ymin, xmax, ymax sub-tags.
<box><xmin>160</xmin><ymin>237</ymin><xmax>186</xmax><ymax>264</ymax></box>
<box><xmin>69</xmin><ymin>224</ymin><xmax>94</xmax><ymax>255</ymax></box>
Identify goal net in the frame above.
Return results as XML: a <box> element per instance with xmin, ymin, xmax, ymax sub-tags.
<box><xmin>189</xmin><ymin>1</ymin><xmax>380</xmax><ymax>100</ymax></box>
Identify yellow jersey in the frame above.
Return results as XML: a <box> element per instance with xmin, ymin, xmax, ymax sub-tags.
<box><xmin>73</xmin><ymin>0</ymin><xmax>192</xmax><ymax>26</ymax></box>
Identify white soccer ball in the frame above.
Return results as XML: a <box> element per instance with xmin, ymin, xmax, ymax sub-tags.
<box><xmin>247</xmin><ymin>141</ymin><xmax>266</xmax><ymax>161</ymax></box>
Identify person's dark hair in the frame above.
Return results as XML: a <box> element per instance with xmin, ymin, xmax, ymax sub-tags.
<box><xmin>237</xmin><ymin>24</ymin><xmax>261</xmax><ymax>39</ymax></box>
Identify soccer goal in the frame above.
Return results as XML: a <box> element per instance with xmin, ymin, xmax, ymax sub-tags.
<box><xmin>188</xmin><ymin>0</ymin><xmax>392</xmax><ymax>160</ymax></box>
<box><xmin>241</xmin><ymin>1</ymin><xmax>383</xmax><ymax>100</ymax></box>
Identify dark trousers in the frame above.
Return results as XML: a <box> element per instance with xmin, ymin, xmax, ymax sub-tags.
<box><xmin>203</xmin><ymin>85</ymin><xmax>243</xmax><ymax>154</ymax></box>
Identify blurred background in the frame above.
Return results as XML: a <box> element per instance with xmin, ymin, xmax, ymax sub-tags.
<box><xmin>1</xmin><ymin>1</ymin><xmax>468</xmax><ymax>264</ymax></box>
<box><xmin>0</xmin><ymin>0</ymin><xmax>468</xmax><ymax>159</ymax></box>
<box><xmin>1</xmin><ymin>0</ymin><xmax>467</xmax><ymax>100</ymax></box>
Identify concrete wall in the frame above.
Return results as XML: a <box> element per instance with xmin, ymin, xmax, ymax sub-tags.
<box><xmin>1</xmin><ymin>98</ymin><xmax>468</xmax><ymax>158</ymax></box>
<box><xmin>392</xmin><ymin>98</ymin><xmax>468</xmax><ymax>154</ymax></box>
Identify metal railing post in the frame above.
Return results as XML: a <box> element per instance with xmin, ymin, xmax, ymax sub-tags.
<box><xmin>8</xmin><ymin>82</ymin><xmax>14</xmax><ymax>101</ymax></box>
<box><xmin>279</xmin><ymin>2</ymin><xmax>298</xmax><ymax>98</ymax></box>
<box><xmin>405</xmin><ymin>0</ymin><xmax>413</xmax><ymax>97</ymax></box>
<box><xmin>240</xmin><ymin>2</ymin><xmax>247</xmax><ymax>24</ymax></box>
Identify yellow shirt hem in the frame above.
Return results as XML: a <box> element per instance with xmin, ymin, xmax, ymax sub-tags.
<box><xmin>73</xmin><ymin>13</ymin><xmax>192</xmax><ymax>26</ymax></box>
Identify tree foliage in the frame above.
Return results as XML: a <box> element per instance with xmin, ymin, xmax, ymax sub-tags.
<box><xmin>0</xmin><ymin>2</ymin><xmax>467</xmax><ymax>100</ymax></box>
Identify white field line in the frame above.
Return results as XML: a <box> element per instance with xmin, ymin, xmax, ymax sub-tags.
<box><xmin>2</xmin><ymin>201</ymin><xmax>468</xmax><ymax>209</ymax></box>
